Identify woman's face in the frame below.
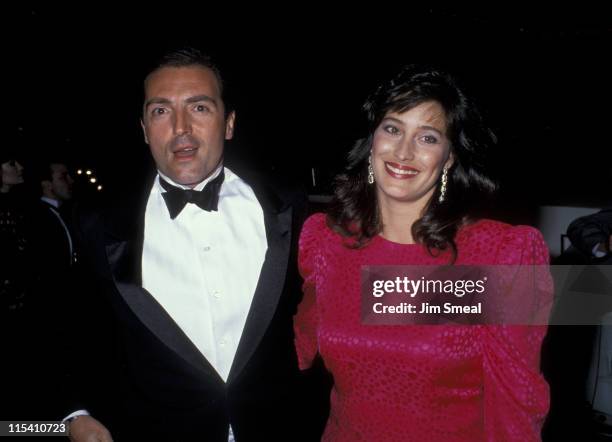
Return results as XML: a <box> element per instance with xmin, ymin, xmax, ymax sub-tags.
<box><xmin>371</xmin><ymin>100</ymin><xmax>453</xmax><ymax>210</ymax></box>
<box><xmin>1</xmin><ymin>160</ymin><xmax>25</xmax><ymax>189</ymax></box>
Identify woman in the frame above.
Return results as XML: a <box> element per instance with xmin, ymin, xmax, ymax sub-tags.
<box><xmin>1</xmin><ymin>156</ymin><xmax>25</xmax><ymax>192</ymax></box>
<box><xmin>1</xmin><ymin>155</ymin><xmax>28</xmax><ymax>312</ymax></box>
<box><xmin>294</xmin><ymin>65</ymin><xmax>551</xmax><ymax>441</ymax></box>
<box><xmin>1</xmin><ymin>154</ymin><xmax>36</xmax><ymax>419</ymax></box>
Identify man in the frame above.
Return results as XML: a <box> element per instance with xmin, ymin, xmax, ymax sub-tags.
<box><xmin>543</xmin><ymin>209</ymin><xmax>612</xmax><ymax>439</ymax></box>
<box><xmin>66</xmin><ymin>49</ymin><xmax>328</xmax><ymax>441</ymax></box>
<box><xmin>34</xmin><ymin>160</ymin><xmax>76</xmax><ymax>271</ymax></box>
<box><xmin>567</xmin><ymin>208</ymin><xmax>612</xmax><ymax>264</ymax></box>
<box><xmin>9</xmin><ymin>160</ymin><xmax>77</xmax><ymax>419</ymax></box>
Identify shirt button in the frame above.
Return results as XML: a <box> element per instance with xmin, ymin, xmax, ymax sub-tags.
<box><xmin>213</xmin><ymin>291</ymin><xmax>221</xmax><ymax>298</ymax></box>
<box><xmin>202</xmin><ymin>246</ymin><xmax>211</xmax><ymax>252</ymax></box>
<box><xmin>219</xmin><ymin>340</ymin><xmax>226</xmax><ymax>347</ymax></box>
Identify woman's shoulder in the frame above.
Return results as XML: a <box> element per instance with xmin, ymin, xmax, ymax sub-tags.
<box><xmin>301</xmin><ymin>212</ymin><xmax>331</xmax><ymax>240</ymax></box>
<box><xmin>298</xmin><ymin>213</ymin><xmax>340</xmax><ymax>276</ymax></box>
<box><xmin>303</xmin><ymin>211</ymin><xmax>352</xmax><ymax>237</ymax></box>
<box><xmin>459</xmin><ymin>218</ymin><xmax>543</xmax><ymax>240</ymax></box>
<box><xmin>300</xmin><ymin>213</ymin><xmax>336</xmax><ymax>251</ymax></box>
<box><xmin>457</xmin><ymin>219</ymin><xmax>549</xmax><ymax>264</ymax></box>
<box><xmin>302</xmin><ymin>212</ymin><xmax>327</xmax><ymax>230</ymax></box>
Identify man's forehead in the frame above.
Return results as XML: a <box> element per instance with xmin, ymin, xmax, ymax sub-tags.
<box><xmin>144</xmin><ymin>66</ymin><xmax>221</xmax><ymax>96</ymax></box>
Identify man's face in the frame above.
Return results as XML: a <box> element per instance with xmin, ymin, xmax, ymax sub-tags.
<box><xmin>141</xmin><ymin>66</ymin><xmax>235</xmax><ymax>187</ymax></box>
<box><xmin>49</xmin><ymin>163</ymin><xmax>74</xmax><ymax>201</ymax></box>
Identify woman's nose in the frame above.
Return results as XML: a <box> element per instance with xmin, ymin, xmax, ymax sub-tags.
<box><xmin>394</xmin><ymin>139</ymin><xmax>415</xmax><ymax>161</ymax></box>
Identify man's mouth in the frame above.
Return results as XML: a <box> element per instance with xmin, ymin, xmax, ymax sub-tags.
<box><xmin>173</xmin><ymin>146</ymin><xmax>198</xmax><ymax>159</ymax></box>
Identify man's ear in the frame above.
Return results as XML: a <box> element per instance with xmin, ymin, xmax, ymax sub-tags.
<box><xmin>141</xmin><ymin>119</ymin><xmax>149</xmax><ymax>144</ymax></box>
<box><xmin>225</xmin><ymin>111</ymin><xmax>236</xmax><ymax>140</ymax></box>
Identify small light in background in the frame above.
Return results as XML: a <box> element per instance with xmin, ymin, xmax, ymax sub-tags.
<box><xmin>97</xmin><ymin>185</ymin><xmax>103</xmax><ymax>191</ymax></box>
<box><xmin>77</xmin><ymin>169</ymin><xmax>83</xmax><ymax>175</ymax></box>
<box><xmin>90</xmin><ymin>177</ymin><xmax>97</xmax><ymax>183</ymax></box>
<box><xmin>86</xmin><ymin>170</ymin><xmax>92</xmax><ymax>176</ymax></box>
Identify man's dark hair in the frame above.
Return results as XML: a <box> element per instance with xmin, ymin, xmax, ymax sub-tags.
<box><xmin>31</xmin><ymin>158</ymin><xmax>69</xmax><ymax>187</ymax></box>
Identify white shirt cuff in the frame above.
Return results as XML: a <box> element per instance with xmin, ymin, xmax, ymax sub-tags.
<box><xmin>62</xmin><ymin>409</ymin><xmax>90</xmax><ymax>423</ymax></box>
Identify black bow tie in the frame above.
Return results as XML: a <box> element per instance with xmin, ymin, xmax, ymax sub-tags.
<box><xmin>159</xmin><ymin>170</ymin><xmax>225</xmax><ymax>219</ymax></box>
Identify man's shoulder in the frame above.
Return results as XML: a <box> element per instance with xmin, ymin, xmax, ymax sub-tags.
<box><xmin>75</xmin><ymin>176</ymin><xmax>155</xmax><ymax>238</ymax></box>
<box><xmin>34</xmin><ymin>200</ymin><xmax>58</xmax><ymax>218</ymax></box>
<box><xmin>229</xmin><ymin>167</ymin><xmax>307</xmax><ymax>211</ymax></box>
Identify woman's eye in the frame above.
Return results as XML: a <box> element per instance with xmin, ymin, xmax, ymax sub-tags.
<box><xmin>384</xmin><ymin>125</ymin><xmax>400</xmax><ymax>135</ymax></box>
<box><xmin>421</xmin><ymin>135</ymin><xmax>438</xmax><ymax>144</ymax></box>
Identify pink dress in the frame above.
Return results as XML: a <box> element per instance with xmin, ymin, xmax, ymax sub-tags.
<box><xmin>294</xmin><ymin>213</ymin><xmax>551</xmax><ymax>442</ymax></box>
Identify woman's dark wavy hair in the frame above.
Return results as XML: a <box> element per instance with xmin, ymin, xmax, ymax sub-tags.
<box><xmin>328</xmin><ymin>64</ymin><xmax>498</xmax><ymax>260</ymax></box>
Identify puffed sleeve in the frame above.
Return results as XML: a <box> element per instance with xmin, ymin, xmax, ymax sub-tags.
<box><xmin>481</xmin><ymin>226</ymin><xmax>552</xmax><ymax>441</ymax></box>
<box><xmin>293</xmin><ymin>213</ymin><xmax>325</xmax><ymax>370</ymax></box>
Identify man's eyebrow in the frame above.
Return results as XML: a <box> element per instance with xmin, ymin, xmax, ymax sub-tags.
<box><xmin>144</xmin><ymin>97</ymin><xmax>171</xmax><ymax>109</ymax></box>
<box><xmin>144</xmin><ymin>95</ymin><xmax>219</xmax><ymax>110</ymax></box>
<box><xmin>185</xmin><ymin>95</ymin><xmax>218</xmax><ymax>107</ymax></box>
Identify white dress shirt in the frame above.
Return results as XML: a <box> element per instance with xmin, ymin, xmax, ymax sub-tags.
<box><xmin>142</xmin><ymin>165</ymin><xmax>268</xmax><ymax>382</ymax></box>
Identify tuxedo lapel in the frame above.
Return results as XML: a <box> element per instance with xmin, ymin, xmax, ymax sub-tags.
<box><xmin>228</xmin><ymin>178</ymin><xmax>293</xmax><ymax>383</ymax></box>
<box><xmin>103</xmin><ymin>177</ymin><xmax>223</xmax><ymax>382</ymax></box>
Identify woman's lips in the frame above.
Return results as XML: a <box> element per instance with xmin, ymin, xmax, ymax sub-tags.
<box><xmin>384</xmin><ymin>162</ymin><xmax>419</xmax><ymax>179</ymax></box>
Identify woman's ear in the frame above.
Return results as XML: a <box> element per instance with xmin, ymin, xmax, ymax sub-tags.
<box><xmin>444</xmin><ymin>152</ymin><xmax>454</xmax><ymax>170</ymax></box>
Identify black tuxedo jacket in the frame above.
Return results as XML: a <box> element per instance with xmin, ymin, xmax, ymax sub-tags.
<box><xmin>67</xmin><ymin>171</ymin><xmax>329</xmax><ymax>441</ymax></box>
<box><xmin>35</xmin><ymin>201</ymin><xmax>74</xmax><ymax>272</ymax></box>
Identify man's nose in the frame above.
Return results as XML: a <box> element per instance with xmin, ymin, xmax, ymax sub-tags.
<box><xmin>173</xmin><ymin>109</ymin><xmax>192</xmax><ymax>135</ymax></box>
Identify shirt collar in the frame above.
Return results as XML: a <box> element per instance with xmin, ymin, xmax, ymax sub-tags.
<box><xmin>157</xmin><ymin>162</ymin><xmax>224</xmax><ymax>192</ymax></box>
<box><xmin>41</xmin><ymin>196</ymin><xmax>61</xmax><ymax>208</ymax></box>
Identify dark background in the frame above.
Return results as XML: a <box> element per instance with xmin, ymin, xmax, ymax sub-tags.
<box><xmin>4</xmin><ymin>6</ymin><xmax>611</xmax><ymax>439</ymax></box>
<box><xmin>7</xmin><ymin>6</ymin><xmax>612</xmax><ymax>212</ymax></box>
